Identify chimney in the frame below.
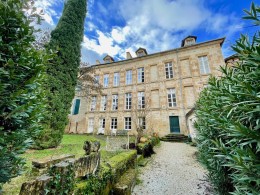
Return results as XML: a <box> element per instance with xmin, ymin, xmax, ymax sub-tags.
<box><xmin>96</xmin><ymin>60</ymin><xmax>100</xmax><ymax>64</ymax></box>
<box><xmin>126</xmin><ymin>52</ymin><xmax>132</xmax><ymax>59</ymax></box>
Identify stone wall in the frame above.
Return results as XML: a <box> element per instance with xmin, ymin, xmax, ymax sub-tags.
<box><xmin>19</xmin><ymin>152</ymin><xmax>100</xmax><ymax>195</ymax></box>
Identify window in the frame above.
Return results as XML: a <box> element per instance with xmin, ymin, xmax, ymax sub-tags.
<box><xmin>72</xmin><ymin>99</ymin><xmax>80</xmax><ymax>115</ymax></box>
<box><xmin>126</xmin><ymin>70</ymin><xmax>132</xmax><ymax>85</ymax></box>
<box><xmin>90</xmin><ymin>96</ymin><xmax>96</xmax><ymax>111</ymax></box>
<box><xmin>112</xmin><ymin>94</ymin><xmax>118</xmax><ymax>110</ymax></box>
<box><xmin>101</xmin><ymin>95</ymin><xmax>107</xmax><ymax>111</ymax></box>
<box><xmin>137</xmin><ymin>92</ymin><xmax>145</xmax><ymax>109</ymax></box>
<box><xmin>94</xmin><ymin>75</ymin><xmax>100</xmax><ymax>85</ymax></box>
<box><xmin>113</xmin><ymin>72</ymin><xmax>120</xmax><ymax>86</ymax></box>
<box><xmin>199</xmin><ymin>56</ymin><xmax>210</xmax><ymax>74</ymax></box>
<box><xmin>137</xmin><ymin>67</ymin><xmax>145</xmax><ymax>83</ymax></box>
<box><xmin>138</xmin><ymin>117</ymin><xmax>146</xmax><ymax>130</ymax></box>
<box><xmin>137</xmin><ymin>51</ymin><xmax>145</xmax><ymax>57</ymax></box>
<box><xmin>168</xmin><ymin>88</ymin><xmax>177</xmax><ymax>107</ymax></box>
<box><xmin>125</xmin><ymin>117</ymin><xmax>131</xmax><ymax>130</ymax></box>
<box><xmin>98</xmin><ymin>118</ymin><xmax>105</xmax><ymax>134</ymax></box>
<box><xmin>111</xmin><ymin>118</ymin><xmax>117</xmax><ymax>130</ymax></box>
<box><xmin>103</xmin><ymin>74</ymin><xmax>109</xmax><ymax>87</ymax></box>
<box><xmin>88</xmin><ymin>118</ymin><xmax>94</xmax><ymax>132</ymax></box>
<box><xmin>165</xmin><ymin>62</ymin><xmax>173</xmax><ymax>79</ymax></box>
<box><xmin>125</xmin><ymin>93</ymin><xmax>132</xmax><ymax>109</ymax></box>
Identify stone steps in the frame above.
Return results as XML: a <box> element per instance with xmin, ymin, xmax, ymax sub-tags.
<box><xmin>160</xmin><ymin>134</ymin><xmax>189</xmax><ymax>143</ymax></box>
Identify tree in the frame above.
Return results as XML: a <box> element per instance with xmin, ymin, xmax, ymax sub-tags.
<box><xmin>195</xmin><ymin>3</ymin><xmax>260</xmax><ymax>194</ymax></box>
<box><xmin>34</xmin><ymin>0</ymin><xmax>87</xmax><ymax>148</ymax></box>
<box><xmin>131</xmin><ymin>92</ymin><xmax>151</xmax><ymax>143</ymax></box>
<box><xmin>0</xmin><ymin>0</ymin><xmax>49</xmax><ymax>187</ymax></box>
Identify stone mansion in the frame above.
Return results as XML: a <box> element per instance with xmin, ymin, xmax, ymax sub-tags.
<box><xmin>66</xmin><ymin>36</ymin><xmax>225</xmax><ymax>137</ymax></box>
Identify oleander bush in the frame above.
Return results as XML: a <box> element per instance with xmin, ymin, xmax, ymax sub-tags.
<box><xmin>195</xmin><ymin>3</ymin><xmax>260</xmax><ymax>194</ymax></box>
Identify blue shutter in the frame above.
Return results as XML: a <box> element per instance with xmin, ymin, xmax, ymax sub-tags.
<box><xmin>73</xmin><ymin>99</ymin><xmax>80</xmax><ymax>115</ymax></box>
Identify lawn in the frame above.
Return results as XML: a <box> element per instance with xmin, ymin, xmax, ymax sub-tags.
<box><xmin>2</xmin><ymin>134</ymin><xmax>125</xmax><ymax>195</ymax></box>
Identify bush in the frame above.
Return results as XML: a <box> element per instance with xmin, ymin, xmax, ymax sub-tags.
<box><xmin>195</xmin><ymin>3</ymin><xmax>260</xmax><ymax>194</ymax></box>
<box><xmin>0</xmin><ymin>0</ymin><xmax>49</xmax><ymax>187</ymax></box>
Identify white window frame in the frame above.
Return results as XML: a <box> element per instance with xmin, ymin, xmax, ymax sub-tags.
<box><xmin>103</xmin><ymin>74</ymin><xmax>109</xmax><ymax>88</ymax></box>
<box><xmin>137</xmin><ymin>92</ymin><xmax>145</xmax><ymax>109</ymax></box>
<box><xmin>90</xmin><ymin>96</ymin><xmax>97</xmax><ymax>111</ymax></box>
<box><xmin>112</xmin><ymin>94</ymin><xmax>118</xmax><ymax>110</ymax></box>
<box><xmin>168</xmin><ymin>88</ymin><xmax>177</xmax><ymax>107</ymax></box>
<box><xmin>111</xmin><ymin>118</ymin><xmax>117</xmax><ymax>130</ymax></box>
<box><xmin>98</xmin><ymin>118</ymin><xmax>105</xmax><ymax>134</ymax></box>
<box><xmin>125</xmin><ymin>93</ymin><xmax>132</xmax><ymax>110</ymax></box>
<box><xmin>138</xmin><ymin>117</ymin><xmax>146</xmax><ymax>130</ymax></box>
<box><xmin>88</xmin><ymin>118</ymin><xmax>94</xmax><ymax>132</ymax></box>
<box><xmin>165</xmin><ymin>62</ymin><xmax>173</xmax><ymax>79</ymax></box>
<box><xmin>199</xmin><ymin>56</ymin><xmax>210</xmax><ymax>74</ymax></box>
<box><xmin>126</xmin><ymin>70</ymin><xmax>132</xmax><ymax>85</ymax></box>
<box><xmin>113</xmin><ymin>72</ymin><xmax>120</xmax><ymax>86</ymax></box>
<box><xmin>137</xmin><ymin>67</ymin><xmax>145</xmax><ymax>83</ymax></box>
<box><xmin>94</xmin><ymin>75</ymin><xmax>99</xmax><ymax>85</ymax></box>
<box><xmin>125</xmin><ymin>117</ymin><xmax>131</xmax><ymax>130</ymax></box>
<box><xmin>101</xmin><ymin>95</ymin><xmax>107</xmax><ymax>111</ymax></box>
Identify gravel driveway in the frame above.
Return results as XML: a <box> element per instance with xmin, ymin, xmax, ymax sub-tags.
<box><xmin>132</xmin><ymin>142</ymin><xmax>212</xmax><ymax>195</ymax></box>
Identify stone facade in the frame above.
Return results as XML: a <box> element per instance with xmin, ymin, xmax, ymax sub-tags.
<box><xmin>66</xmin><ymin>36</ymin><xmax>225</xmax><ymax>137</ymax></box>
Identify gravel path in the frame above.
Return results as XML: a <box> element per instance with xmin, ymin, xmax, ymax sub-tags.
<box><xmin>132</xmin><ymin>142</ymin><xmax>212</xmax><ymax>195</ymax></box>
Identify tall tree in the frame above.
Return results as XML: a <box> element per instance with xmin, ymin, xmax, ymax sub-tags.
<box><xmin>34</xmin><ymin>0</ymin><xmax>87</xmax><ymax>148</ymax></box>
<box><xmin>0</xmin><ymin>0</ymin><xmax>49</xmax><ymax>187</ymax></box>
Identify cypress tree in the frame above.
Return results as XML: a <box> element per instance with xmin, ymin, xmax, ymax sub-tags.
<box><xmin>34</xmin><ymin>0</ymin><xmax>87</xmax><ymax>148</ymax></box>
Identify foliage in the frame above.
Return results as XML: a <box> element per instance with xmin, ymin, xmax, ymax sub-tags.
<box><xmin>34</xmin><ymin>0</ymin><xmax>87</xmax><ymax>148</ymax></box>
<box><xmin>195</xmin><ymin>3</ymin><xmax>260</xmax><ymax>194</ymax></box>
<box><xmin>0</xmin><ymin>0</ymin><xmax>49</xmax><ymax>187</ymax></box>
<box><xmin>46</xmin><ymin>162</ymin><xmax>75</xmax><ymax>195</ymax></box>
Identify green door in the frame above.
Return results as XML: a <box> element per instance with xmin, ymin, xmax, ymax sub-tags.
<box><xmin>169</xmin><ymin>116</ymin><xmax>180</xmax><ymax>133</ymax></box>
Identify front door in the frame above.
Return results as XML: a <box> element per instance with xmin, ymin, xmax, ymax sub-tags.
<box><xmin>169</xmin><ymin>116</ymin><xmax>180</xmax><ymax>133</ymax></box>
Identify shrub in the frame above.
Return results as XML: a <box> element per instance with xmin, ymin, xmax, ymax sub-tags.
<box><xmin>195</xmin><ymin>3</ymin><xmax>260</xmax><ymax>194</ymax></box>
<box><xmin>0</xmin><ymin>0</ymin><xmax>49</xmax><ymax>187</ymax></box>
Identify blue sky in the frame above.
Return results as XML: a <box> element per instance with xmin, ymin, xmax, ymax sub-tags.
<box><xmin>35</xmin><ymin>0</ymin><xmax>258</xmax><ymax>65</ymax></box>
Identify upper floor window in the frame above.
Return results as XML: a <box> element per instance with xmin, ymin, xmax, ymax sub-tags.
<box><xmin>72</xmin><ymin>99</ymin><xmax>80</xmax><ymax>115</ymax></box>
<box><xmin>167</xmin><ymin>88</ymin><xmax>177</xmax><ymax>107</ymax></box>
<box><xmin>90</xmin><ymin>96</ymin><xmax>97</xmax><ymax>111</ymax></box>
<box><xmin>165</xmin><ymin>62</ymin><xmax>173</xmax><ymax>79</ymax></box>
<box><xmin>112</xmin><ymin>94</ymin><xmax>118</xmax><ymax>110</ymax></box>
<box><xmin>103</xmin><ymin>74</ymin><xmax>109</xmax><ymax>88</ymax></box>
<box><xmin>199</xmin><ymin>56</ymin><xmax>210</xmax><ymax>74</ymax></box>
<box><xmin>126</xmin><ymin>70</ymin><xmax>132</xmax><ymax>85</ymax></box>
<box><xmin>94</xmin><ymin>75</ymin><xmax>100</xmax><ymax>85</ymax></box>
<box><xmin>101</xmin><ymin>95</ymin><xmax>107</xmax><ymax>111</ymax></box>
<box><xmin>137</xmin><ymin>67</ymin><xmax>145</xmax><ymax>83</ymax></box>
<box><xmin>113</xmin><ymin>72</ymin><xmax>120</xmax><ymax>86</ymax></box>
<box><xmin>137</xmin><ymin>92</ymin><xmax>145</xmax><ymax>109</ymax></box>
<box><xmin>125</xmin><ymin>117</ymin><xmax>131</xmax><ymax>130</ymax></box>
<box><xmin>125</xmin><ymin>93</ymin><xmax>132</xmax><ymax>110</ymax></box>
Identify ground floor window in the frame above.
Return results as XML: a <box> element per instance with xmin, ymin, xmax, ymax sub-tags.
<box><xmin>88</xmin><ymin>118</ymin><xmax>94</xmax><ymax>132</ymax></box>
<box><xmin>125</xmin><ymin>117</ymin><xmax>131</xmax><ymax>130</ymax></box>
<box><xmin>111</xmin><ymin>118</ymin><xmax>117</xmax><ymax>130</ymax></box>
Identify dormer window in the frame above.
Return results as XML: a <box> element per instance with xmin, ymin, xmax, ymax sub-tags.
<box><xmin>185</xmin><ymin>38</ymin><xmax>195</xmax><ymax>46</ymax></box>
<box><xmin>181</xmin><ymin>36</ymin><xmax>197</xmax><ymax>47</ymax></box>
<box><xmin>135</xmin><ymin>48</ymin><xmax>148</xmax><ymax>57</ymax></box>
<box><xmin>103</xmin><ymin>55</ymin><xmax>114</xmax><ymax>63</ymax></box>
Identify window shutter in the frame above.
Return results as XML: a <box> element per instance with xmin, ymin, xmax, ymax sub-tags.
<box><xmin>73</xmin><ymin>99</ymin><xmax>80</xmax><ymax>115</ymax></box>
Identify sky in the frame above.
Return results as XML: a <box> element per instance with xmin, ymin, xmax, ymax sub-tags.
<box><xmin>35</xmin><ymin>0</ymin><xmax>258</xmax><ymax>65</ymax></box>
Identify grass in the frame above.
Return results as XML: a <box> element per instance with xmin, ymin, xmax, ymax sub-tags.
<box><xmin>2</xmin><ymin>134</ymin><xmax>125</xmax><ymax>195</ymax></box>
